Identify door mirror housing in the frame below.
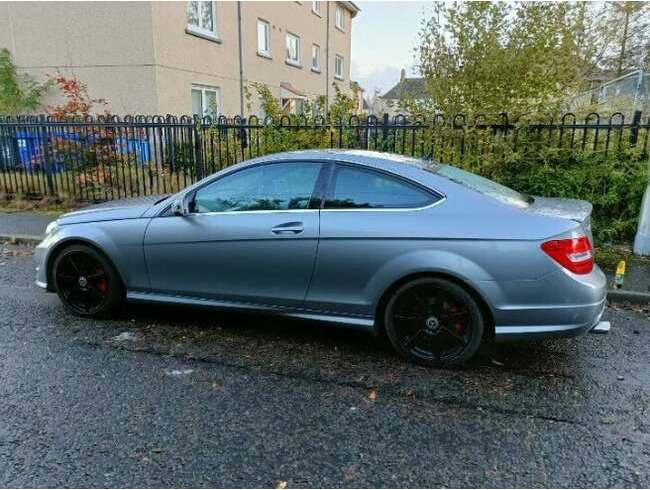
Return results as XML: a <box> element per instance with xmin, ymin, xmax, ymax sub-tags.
<box><xmin>171</xmin><ymin>195</ymin><xmax>191</xmax><ymax>216</ymax></box>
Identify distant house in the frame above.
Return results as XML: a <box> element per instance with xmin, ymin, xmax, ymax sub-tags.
<box><xmin>1</xmin><ymin>1</ymin><xmax>360</xmax><ymax>116</ymax></box>
<box><xmin>571</xmin><ymin>69</ymin><xmax>649</xmax><ymax>115</ymax></box>
<box><xmin>380</xmin><ymin>68</ymin><xmax>427</xmax><ymax>116</ymax></box>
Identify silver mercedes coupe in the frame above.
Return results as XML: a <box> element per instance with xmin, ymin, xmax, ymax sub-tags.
<box><xmin>34</xmin><ymin>150</ymin><xmax>608</xmax><ymax>365</ymax></box>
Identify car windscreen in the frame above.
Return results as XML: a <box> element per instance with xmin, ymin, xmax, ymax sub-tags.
<box><xmin>434</xmin><ymin>164</ymin><xmax>533</xmax><ymax>209</ymax></box>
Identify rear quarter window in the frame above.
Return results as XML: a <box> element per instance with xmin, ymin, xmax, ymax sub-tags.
<box><xmin>325</xmin><ymin>165</ymin><xmax>439</xmax><ymax>209</ymax></box>
<box><xmin>435</xmin><ymin>165</ymin><xmax>532</xmax><ymax>209</ymax></box>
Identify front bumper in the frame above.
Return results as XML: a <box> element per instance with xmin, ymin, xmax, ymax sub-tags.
<box><xmin>34</xmin><ymin>236</ymin><xmax>53</xmax><ymax>291</ymax></box>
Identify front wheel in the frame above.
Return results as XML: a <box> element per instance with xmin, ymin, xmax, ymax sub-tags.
<box><xmin>52</xmin><ymin>244</ymin><xmax>124</xmax><ymax>318</ymax></box>
<box><xmin>384</xmin><ymin>277</ymin><xmax>484</xmax><ymax>366</ymax></box>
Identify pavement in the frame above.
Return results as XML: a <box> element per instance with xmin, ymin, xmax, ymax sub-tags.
<box><xmin>0</xmin><ymin>211</ymin><xmax>54</xmax><ymax>242</ymax></box>
<box><xmin>0</xmin><ymin>241</ymin><xmax>649</xmax><ymax>487</ymax></box>
<box><xmin>1</xmin><ymin>210</ymin><xmax>649</xmax><ymax>302</ymax></box>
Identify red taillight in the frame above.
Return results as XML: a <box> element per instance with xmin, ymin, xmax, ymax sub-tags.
<box><xmin>541</xmin><ymin>236</ymin><xmax>593</xmax><ymax>274</ymax></box>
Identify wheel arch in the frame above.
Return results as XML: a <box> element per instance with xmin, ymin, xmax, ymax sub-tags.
<box><xmin>373</xmin><ymin>271</ymin><xmax>495</xmax><ymax>340</ymax></box>
<box><xmin>46</xmin><ymin>238</ymin><xmax>125</xmax><ymax>292</ymax></box>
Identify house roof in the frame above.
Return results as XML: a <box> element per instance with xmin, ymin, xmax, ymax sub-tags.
<box><xmin>381</xmin><ymin>78</ymin><xmax>427</xmax><ymax>100</ymax></box>
<box><xmin>339</xmin><ymin>1</ymin><xmax>361</xmax><ymax>17</ymax></box>
<box><xmin>280</xmin><ymin>82</ymin><xmax>306</xmax><ymax>99</ymax></box>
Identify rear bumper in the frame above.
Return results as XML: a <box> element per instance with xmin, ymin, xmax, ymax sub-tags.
<box><xmin>494</xmin><ymin>297</ymin><xmax>607</xmax><ymax>341</ymax></box>
<box><xmin>491</xmin><ymin>264</ymin><xmax>608</xmax><ymax>342</ymax></box>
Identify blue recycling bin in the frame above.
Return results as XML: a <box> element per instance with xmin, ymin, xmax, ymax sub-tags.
<box><xmin>116</xmin><ymin>134</ymin><xmax>151</xmax><ymax>165</ymax></box>
<box><xmin>15</xmin><ymin>131</ymin><xmax>43</xmax><ymax>168</ymax></box>
<box><xmin>0</xmin><ymin>136</ymin><xmax>19</xmax><ymax>170</ymax></box>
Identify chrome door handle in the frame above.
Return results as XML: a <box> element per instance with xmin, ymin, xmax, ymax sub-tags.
<box><xmin>271</xmin><ymin>221</ymin><xmax>304</xmax><ymax>234</ymax></box>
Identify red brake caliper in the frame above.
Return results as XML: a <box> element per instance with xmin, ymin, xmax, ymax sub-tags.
<box><xmin>450</xmin><ymin>305</ymin><xmax>464</xmax><ymax>334</ymax></box>
<box><xmin>94</xmin><ymin>268</ymin><xmax>107</xmax><ymax>294</ymax></box>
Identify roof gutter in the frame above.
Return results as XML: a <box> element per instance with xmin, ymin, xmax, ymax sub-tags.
<box><xmin>338</xmin><ymin>1</ymin><xmax>360</xmax><ymax>17</ymax></box>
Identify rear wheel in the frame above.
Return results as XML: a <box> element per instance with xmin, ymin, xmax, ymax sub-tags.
<box><xmin>52</xmin><ymin>244</ymin><xmax>124</xmax><ymax>318</ymax></box>
<box><xmin>384</xmin><ymin>277</ymin><xmax>484</xmax><ymax>366</ymax></box>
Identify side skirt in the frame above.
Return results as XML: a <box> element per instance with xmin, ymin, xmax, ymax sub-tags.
<box><xmin>126</xmin><ymin>290</ymin><xmax>376</xmax><ymax>331</ymax></box>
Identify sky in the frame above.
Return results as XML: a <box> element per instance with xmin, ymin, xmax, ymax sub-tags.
<box><xmin>350</xmin><ymin>1</ymin><xmax>434</xmax><ymax>97</ymax></box>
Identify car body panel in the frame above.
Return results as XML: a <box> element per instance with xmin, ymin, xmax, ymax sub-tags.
<box><xmin>34</xmin><ymin>149</ymin><xmax>608</xmax><ymax>342</ymax></box>
<box><xmin>142</xmin><ymin>210</ymin><xmax>320</xmax><ymax>306</ymax></box>
<box><xmin>35</xmin><ymin>218</ymin><xmax>151</xmax><ymax>291</ymax></box>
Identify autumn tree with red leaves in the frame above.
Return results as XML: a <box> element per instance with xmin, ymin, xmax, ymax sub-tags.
<box><xmin>46</xmin><ymin>76</ymin><xmax>109</xmax><ymax>119</ymax></box>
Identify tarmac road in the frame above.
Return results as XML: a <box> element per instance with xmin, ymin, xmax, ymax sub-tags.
<box><xmin>0</xmin><ymin>242</ymin><xmax>648</xmax><ymax>488</ymax></box>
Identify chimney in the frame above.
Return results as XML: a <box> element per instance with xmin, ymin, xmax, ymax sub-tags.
<box><xmin>400</xmin><ymin>68</ymin><xmax>406</xmax><ymax>81</ymax></box>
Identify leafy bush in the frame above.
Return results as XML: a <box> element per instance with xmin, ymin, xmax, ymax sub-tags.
<box><xmin>0</xmin><ymin>48</ymin><xmax>50</xmax><ymax>114</ymax></box>
<box><xmin>494</xmin><ymin>145</ymin><xmax>647</xmax><ymax>244</ymax></box>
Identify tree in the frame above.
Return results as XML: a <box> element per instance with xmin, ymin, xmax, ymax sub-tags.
<box><xmin>604</xmin><ymin>2</ymin><xmax>650</xmax><ymax>75</ymax></box>
<box><xmin>328</xmin><ymin>83</ymin><xmax>356</xmax><ymax>121</ymax></box>
<box><xmin>46</xmin><ymin>76</ymin><xmax>109</xmax><ymax>118</ymax></box>
<box><xmin>572</xmin><ymin>2</ymin><xmax>650</xmax><ymax>77</ymax></box>
<box><xmin>416</xmin><ymin>2</ymin><xmax>596</xmax><ymax>117</ymax></box>
<box><xmin>0</xmin><ymin>48</ymin><xmax>50</xmax><ymax>114</ymax></box>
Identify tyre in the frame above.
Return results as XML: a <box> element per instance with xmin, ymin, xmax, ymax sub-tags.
<box><xmin>384</xmin><ymin>277</ymin><xmax>484</xmax><ymax>366</ymax></box>
<box><xmin>52</xmin><ymin>243</ymin><xmax>124</xmax><ymax>318</ymax></box>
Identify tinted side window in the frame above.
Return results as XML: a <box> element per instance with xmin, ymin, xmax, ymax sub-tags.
<box><xmin>324</xmin><ymin>166</ymin><xmax>436</xmax><ymax>209</ymax></box>
<box><xmin>193</xmin><ymin>162</ymin><xmax>321</xmax><ymax>213</ymax></box>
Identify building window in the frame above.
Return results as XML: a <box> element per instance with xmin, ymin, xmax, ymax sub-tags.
<box><xmin>191</xmin><ymin>85</ymin><xmax>220</xmax><ymax>117</ymax></box>
<box><xmin>312</xmin><ymin>1</ymin><xmax>321</xmax><ymax>16</ymax></box>
<box><xmin>187</xmin><ymin>1</ymin><xmax>217</xmax><ymax>38</ymax></box>
<box><xmin>257</xmin><ymin>20</ymin><xmax>271</xmax><ymax>57</ymax></box>
<box><xmin>286</xmin><ymin>33</ymin><xmax>301</xmax><ymax>66</ymax></box>
<box><xmin>335</xmin><ymin>55</ymin><xmax>344</xmax><ymax>80</ymax></box>
<box><xmin>335</xmin><ymin>7</ymin><xmax>344</xmax><ymax>30</ymax></box>
<box><xmin>311</xmin><ymin>44</ymin><xmax>321</xmax><ymax>72</ymax></box>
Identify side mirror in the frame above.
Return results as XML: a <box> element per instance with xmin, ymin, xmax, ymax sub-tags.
<box><xmin>171</xmin><ymin>196</ymin><xmax>189</xmax><ymax>216</ymax></box>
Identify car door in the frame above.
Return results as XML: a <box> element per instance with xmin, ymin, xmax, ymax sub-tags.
<box><xmin>305</xmin><ymin>163</ymin><xmax>441</xmax><ymax>316</ymax></box>
<box><xmin>143</xmin><ymin>161</ymin><xmax>325</xmax><ymax>307</ymax></box>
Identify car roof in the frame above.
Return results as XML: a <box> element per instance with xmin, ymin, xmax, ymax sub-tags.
<box><xmin>238</xmin><ymin>149</ymin><xmax>440</xmax><ymax>173</ymax></box>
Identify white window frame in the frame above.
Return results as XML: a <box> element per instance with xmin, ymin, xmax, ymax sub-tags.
<box><xmin>257</xmin><ymin>19</ymin><xmax>271</xmax><ymax>57</ymax></box>
<box><xmin>311</xmin><ymin>44</ymin><xmax>321</xmax><ymax>72</ymax></box>
<box><xmin>335</xmin><ymin>55</ymin><xmax>344</xmax><ymax>80</ymax></box>
<box><xmin>191</xmin><ymin>84</ymin><xmax>221</xmax><ymax>117</ymax></box>
<box><xmin>186</xmin><ymin>1</ymin><xmax>218</xmax><ymax>39</ymax></box>
<box><xmin>286</xmin><ymin>33</ymin><xmax>301</xmax><ymax>66</ymax></box>
<box><xmin>335</xmin><ymin>7</ymin><xmax>344</xmax><ymax>31</ymax></box>
<box><xmin>312</xmin><ymin>1</ymin><xmax>321</xmax><ymax>16</ymax></box>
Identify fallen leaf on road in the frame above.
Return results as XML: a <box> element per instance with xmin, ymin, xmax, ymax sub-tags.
<box><xmin>403</xmin><ymin>389</ymin><xmax>416</xmax><ymax>399</ymax></box>
<box><xmin>368</xmin><ymin>387</ymin><xmax>377</xmax><ymax>402</ymax></box>
<box><xmin>600</xmin><ymin>416</ymin><xmax>616</xmax><ymax>424</ymax></box>
<box><xmin>150</xmin><ymin>448</ymin><xmax>163</xmax><ymax>454</ymax></box>
<box><xmin>274</xmin><ymin>480</ymin><xmax>287</xmax><ymax>489</ymax></box>
<box><xmin>343</xmin><ymin>464</ymin><xmax>359</xmax><ymax>482</ymax></box>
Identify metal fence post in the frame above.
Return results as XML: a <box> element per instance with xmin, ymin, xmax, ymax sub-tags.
<box><xmin>381</xmin><ymin>113</ymin><xmax>389</xmax><ymax>151</ymax></box>
<box><xmin>630</xmin><ymin>110</ymin><xmax>642</xmax><ymax>147</ymax></box>
<box><xmin>39</xmin><ymin>115</ymin><xmax>55</xmax><ymax>196</ymax></box>
<box><xmin>193</xmin><ymin>118</ymin><xmax>204</xmax><ymax>181</ymax></box>
<box><xmin>165</xmin><ymin>114</ymin><xmax>175</xmax><ymax>171</ymax></box>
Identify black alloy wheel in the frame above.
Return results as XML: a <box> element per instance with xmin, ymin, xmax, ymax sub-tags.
<box><xmin>384</xmin><ymin>277</ymin><xmax>484</xmax><ymax>366</ymax></box>
<box><xmin>52</xmin><ymin>244</ymin><xmax>124</xmax><ymax>318</ymax></box>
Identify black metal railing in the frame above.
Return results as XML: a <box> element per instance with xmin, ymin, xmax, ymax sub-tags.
<box><xmin>0</xmin><ymin>111</ymin><xmax>648</xmax><ymax>202</ymax></box>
